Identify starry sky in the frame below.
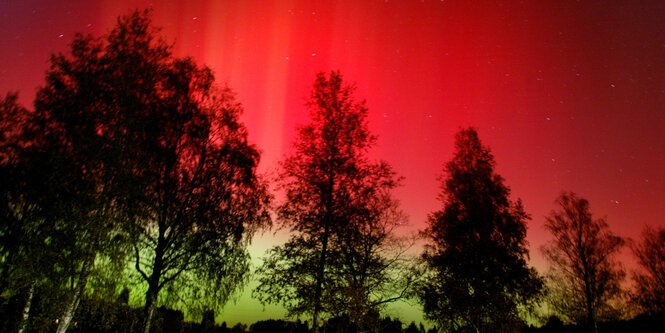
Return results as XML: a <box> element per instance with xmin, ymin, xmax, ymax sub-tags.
<box><xmin>1</xmin><ymin>0</ymin><xmax>665</xmax><ymax>326</ymax></box>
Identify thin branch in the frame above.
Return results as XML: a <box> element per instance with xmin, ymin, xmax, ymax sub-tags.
<box><xmin>134</xmin><ymin>244</ymin><xmax>149</xmax><ymax>282</ymax></box>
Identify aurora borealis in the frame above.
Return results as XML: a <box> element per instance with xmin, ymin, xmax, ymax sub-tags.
<box><xmin>1</xmin><ymin>0</ymin><xmax>664</xmax><ymax>326</ymax></box>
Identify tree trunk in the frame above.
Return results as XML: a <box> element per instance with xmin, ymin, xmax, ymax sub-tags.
<box><xmin>586</xmin><ymin>302</ymin><xmax>594</xmax><ymax>333</ymax></box>
<box><xmin>580</xmin><ymin>237</ymin><xmax>595</xmax><ymax>333</ymax></box>
<box><xmin>142</xmin><ymin>288</ymin><xmax>158</xmax><ymax>333</ymax></box>
<box><xmin>312</xmin><ymin>223</ymin><xmax>330</xmax><ymax>333</ymax></box>
<box><xmin>16</xmin><ymin>281</ymin><xmax>35</xmax><ymax>333</ymax></box>
<box><xmin>56</xmin><ymin>256</ymin><xmax>94</xmax><ymax>333</ymax></box>
<box><xmin>312</xmin><ymin>312</ymin><xmax>319</xmax><ymax>333</ymax></box>
<box><xmin>142</xmin><ymin>235</ymin><xmax>165</xmax><ymax>333</ymax></box>
<box><xmin>584</xmin><ymin>278</ymin><xmax>596</xmax><ymax>333</ymax></box>
<box><xmin>313</xmin><ymin>154</ymin><xmax>336</xmax><ymax>333</ymax></box>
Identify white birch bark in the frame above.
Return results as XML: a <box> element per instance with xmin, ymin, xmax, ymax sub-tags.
<box><xmin>16</xmin><ymin>281</ymin><xmax>35</xmax><ymax>333</ymax></box>
<box><xmin>55</xmin><ymin>256</ymin><xmax>93</xmax><ymax>333</ymax></box>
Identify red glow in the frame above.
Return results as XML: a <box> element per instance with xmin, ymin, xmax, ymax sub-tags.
<box><xmin>2</xmin><ymin>0</ymin><xmax>664</xmax><ymax>324</ymax></box>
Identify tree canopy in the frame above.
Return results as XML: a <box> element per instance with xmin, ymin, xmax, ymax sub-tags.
<box><xmin>417</xmin><ymin>127</ymin><xmax>543</xmax><ymax>332</ymax></box>
<box><xmin>542</xmin><ymin>192</ymin><xmax>625</xmax><ymax>333</ymax></box>
<box><xmin>254</xmin><ymin>71</ymin><xmax>411</xmax><ymax>332</ymax></box>
<box><xmin>1</xmin><ymin>10</ymin><xmax>270</xmax><ymax>333</ymax></box>
<box><xmin>631</xmin><ymin>226</ymin><xmax>665</xmax><ymax>315</ymax></box>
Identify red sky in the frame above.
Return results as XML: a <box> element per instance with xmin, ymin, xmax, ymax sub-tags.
<box><xmin>2</xmin><ymin>0</ymin><xmax>664</xmax><ymax>325</ymax></box>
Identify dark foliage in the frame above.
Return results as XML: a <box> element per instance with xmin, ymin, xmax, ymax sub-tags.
<box><xmin>322</xmin><ymin>315</ymin><xmax>358</xmax><ymax>333</ymax></box>
<box><xmin>630</xmin><ymin>226</ymin><xmax>665</xmax><ymax>315</ymax></box>
<box><xmin>0</xmin><ymin>92</ymin><xmax>51</xmax><ymax>329</ymax></box>
<box><xmin>1</xmin><ymin>9</ymin><xmax>270</xmax><ymax>333</ymax></box>
<box><xmin>68</xmin><ymin>296</ymin><xmax>143</xmax><ymax>333</ymax></box>
<box><xmin>201</xmin><ymin>310</ymin><xmax>216</xmax><ymax>333</ymax></box>
<box><xmin>254</xmin><ymin>71</ymin><xmax>409</xmax><ymax>331</ymax></box>
<box><xmin>417</xmin><ymin>127</ymin><xmax>543</xmax><ymax>332</ymax></box>
<box><xmin>542</xmin><ymin>192</ymin><xmax>625</xmax><ymax>333</ymax></box>
<box><xmin>34</xmin><ymin>10</ymin><xmax>271</xmax><ymax>333</ymax></box>
<box><xmin>404</xmin><ymin>322</ymin><xmax>420</xmax><ymax>333</ymax></box>
<box><xmin>521</xmin><ymin>314</ymin><xmax>665</xmax><ymax>333</ymax></box>
<box><xmin>3</xmin><ymin>63</ymin><xmax>125</xmax><ymax>331</ymax></box>
<box><xmin>378</xmin><ymin>317</ymin><xmax>403</xmax><ymax>333</ymax></box>
<box><xmin>542</xmin><ymin>316</ymin><xmax>565</xmax><ymax>332</ymax></box>
<box><xmin>250</xmin><ymin>319</ymin><xmax>294</xmax><ymax>332</ymax></box>
<box><xmin>250</xmin><ymin>319</ymin><xmax>312</xmax><ymax>333</ymax></box>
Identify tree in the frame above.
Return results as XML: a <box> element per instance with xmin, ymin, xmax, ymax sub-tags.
<box><xmin>31</xmin><ymin>10</ymin><xmax>164</xmax><ymax>332</ymax></box>
<box><xmin>417</xmin><ymin>127</ymin><xmax>543</xmax><ymax>332</ymax></box>
<box><xmin>254</xmin><ymin>71</ymin><xmax>408</xmax><ymax>332</ymax></box>
<box><xmin>1</xmin><ymin>90</ymin><xmax>108</xmax><ymax>332</ymax></box>
<box><xmin>83</xmin><ymin>11</ymin><xmax>271</xmax><ymax>333</ymax></box>
<box><xmin>378</xmin><ymin>316</ymin><xmax>403</xmax><ymax>333</ymax></box>
<box><xmin>26</xmin><ymin>10</ymin><xmax>270</xmax><ymax>333</ymax></box>
<box><xmin>0</xmin><ymin>92</ymin><xmax>50</xmax><ymax>333</ymax></box>
<box><xmin>250</xmin><ymin>319</ymin><xmax>297</xmax><ymax>332</ymax></box>
<box><xmin>405</xmin><ymin>321</ymin><xmax>420</xmax><ymax>333</ymax></box>
<box><xmin>630</xmin><ymin>225</ymin><xmax>665</xmax><ymax>315</ymax></box>
<box><xmin>542</xmin><ymin>192</ymin><xmax>625</xmax><ymax>333</ymax></box>
<box><xmin>132</xmin><ymin>74</ymin><xmax>271</xmax><ymax>333</ymax></box>
<box><xmin>326</xmin><ymin>185</ymin><xmax>415</xmax><ymax>331</ymax></box>
<box><xmin>0</xmin><ymin>92</ymin><xmax>31</xmax><ymax>297</ymax></box>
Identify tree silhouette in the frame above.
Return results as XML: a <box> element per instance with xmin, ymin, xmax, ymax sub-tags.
<box><xmin>630</xmin><ymin>225</ymin><xmax>665</xmax><ymax>315</ymax></box>
<box><xmin>91</xmin><ymin>11</ymin><xmax>270</xmax><ymax>333</ymax></box>
<box><xmin>30</xmin><ymin>11</ymin><xmax>179</xmax><ymax>332</ymax></box>
<box><xmin>404</xmin><ymin>321</ymin><xmax>420</xmax><ymax>333</ymax></box>
<box><xmin>3</xmin><ymin>69</ymin><xmax>130</xmax><ymax>332</ymax></box>
<box><xmin>0</xmin><ymin>92</ymin><xmax>31</xmax><ymax>296</ymax></box>
<box><xmin>11</xmin><ymin>10</ymin><xmax>270</xmax><ymax>333</ymax></box>
<box><xmin>417</xmin><ymin>127</ymin><xmax>542</xmax><ymax>332</ymax></box>
<box><xmin>542</xmin><ymin>192</ymin><xmax>625</xmax><ymax>333</ymax></box>
<box><xmin>0</xmin><ymin>92</ymin><xmax>56</xmax><ymax>332</ymax></box>
<box><xmin>327</xmin><ymin>186</ymin><xmax>414</xmax><ymax>331</ymax></box>
<box><xmin>254</xmin><ymin>71</ymin><xmax>407</xmax><ymax>332</ymax></box>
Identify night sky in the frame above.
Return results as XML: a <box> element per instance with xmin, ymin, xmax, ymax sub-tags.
<box><xmin>2</xmin><ymin>0</ymin><xmax>664</xmax><ymax>325</ymax></box>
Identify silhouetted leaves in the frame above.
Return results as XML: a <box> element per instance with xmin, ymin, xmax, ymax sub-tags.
<box><xmin>255</xmin><ymin>71</ymin><xmax>410</xmax><ymax>332</ymax></box>
<box><xmin>0</xmin><ymin>92</ymin><xmax>41</xmax><ymax>295</ymax></box>
<box><xmin>4</xmin><ymin>7</ymin><xmax>664</xmax><ymax>333</ymax></box>
<box><xmin>71</xmin><ymin>11</ymin><xmax>273</xmax><ymax>333</ymax></box>
<box><xmin>1</xmin><ymin>9</ymin><xmax>270</xmax><ymax>333</ymax></box>
<box><xmin>630</xmin><ymin>226</ymin><xmax>665</xmax><ymax>316</ymax></box>
<box><xmin>542</xmin><ymin>192</ymin><xmax>625</xmax><ymax>333</ymax></box>
<box><xmin>417</xmin><ymin>127</ymin><xmax>543</xmax><ymax>332</ymax></box>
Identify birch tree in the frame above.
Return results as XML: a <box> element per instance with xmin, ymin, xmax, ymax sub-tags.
<box><xmin>30</xmin><ymin>10</ymin><xmax>270</xmax><ymax>333</ymax></box>
<box><xmin>542</xmin><ymin>192</ymin><xmax>625</xmax><ymax>333</ymax></box>
<box><xmin>630</xmin><ymin>226</ymin><xmax>665</xmax><ymax>315</ymax></box>
<box><xmin>255</xmin><ymin>71</ymin><xmax>408</xmax><ymax>332</ymax></box>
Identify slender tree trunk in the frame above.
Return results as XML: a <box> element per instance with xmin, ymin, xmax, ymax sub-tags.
<box><xmin>580</xmin><ymin>235</ymin><xmax>596</xmax><ymax>333</ymax></box>
<box><xmin>313</xmin><ymin>148</ymin><xmax>337</xmax><ymax>333</ymax></box>
<box><xmin>585</xmin><ymin>291</ymin><xmax>596</xmax><ymax>333</ymax></box>
<box><xmin>56</xmin><ymin>255</ymin><xmax>94</xmax><ymax>333</ymax></box>
<box><xmin>142</xmin><ymin>287</ymin><xmax>158</xmax><ymax>333</ymax></box>
<box><xmin>16</xmin><ymin>281</ymin><xmax>35</xmax><ymax>333</ymax></box>
<box><xmin>142</xmin><ymin>234</ymin><xmax>165</xmax><ymax>333</ymax></box>
<box><xmin>584</xmin><ymin>275</ymin><xmax>596</xmax><ymax>333</ymax></box>
<box><xmin>312</xmin><ymin>312</ymin><xmax>319</xmax><ymax>333</ymax></box>
<box><xmin>313</xmin><ymin>223</ymin><xmax>330</xmax><ymax>333</ymax></box>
